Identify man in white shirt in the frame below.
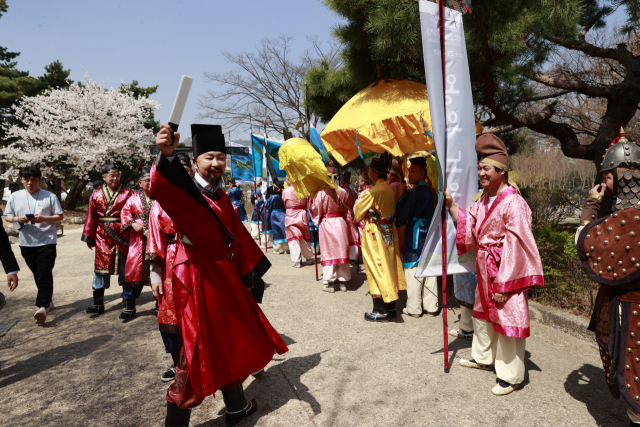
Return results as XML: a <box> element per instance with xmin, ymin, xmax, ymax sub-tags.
<box><xmin>4</xmin><ymin>165</ymin><xmax>63</xmax><ymax>325</ymax></box>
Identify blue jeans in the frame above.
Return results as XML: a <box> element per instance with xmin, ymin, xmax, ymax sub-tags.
<box><xmin>92</xmin><ymin>249</ymin><xmax>126</xmax><ymax>290</ymax></box>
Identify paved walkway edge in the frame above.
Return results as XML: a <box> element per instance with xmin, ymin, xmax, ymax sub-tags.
<box><xmin>529</xmin><ymin>301</ymin><xmax>592</xmax><ymax>342</ymax></box>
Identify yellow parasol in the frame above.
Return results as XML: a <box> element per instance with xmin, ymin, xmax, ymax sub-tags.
<box><xmin>320</xmin><ymin>78</ymin><xmax>435</xmax><ymax>166</ymax></box>
<box><xmin>278</xmin><ymin>137</ymin><xmax>335</xmax><ymax>200</ymax></box>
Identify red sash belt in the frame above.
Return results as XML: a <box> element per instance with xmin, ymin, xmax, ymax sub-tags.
<box><xmin>477</xmin><ymin>245</ymin><xmax>503</xmax><ymax>282</ymax></box>
<box><xmin>380</xmin><ymin>218</ymin><xmax>393</xmax><ymax>225</ymax></box>
<box><xmin>320</xmin><ymin>211</ymin><xmax>342</xmax><ymax>224</ymax></box>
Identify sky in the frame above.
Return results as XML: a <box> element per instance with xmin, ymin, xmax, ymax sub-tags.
<box><xmin>0</xmin><ymin>0</ymin><xmax>342</xmax><ymax>142</ymax></box>
<box><xmin>0</xmin><ymin>1</ymin><xmax>632</xmax><ymax>144</ymax></box>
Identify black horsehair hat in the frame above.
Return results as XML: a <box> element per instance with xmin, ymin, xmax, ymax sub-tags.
<box><xmin>409</xmin><ymin>157</ymin><xmax>427</xmax><ymax>172</ymax></box>
<box><xmin>102</xmin><ymin>160</ymin><xmax>118</xmax><ymax>175</ymax></box>
<box><xmin>191</xmin><ymin>124</ymin><xmax>227</xmax><ymax>158</ymax></box>
<box><xmin>139</xmin><ymin>166</ymin><xmax>151</xmax><ymax>179</ymax></box>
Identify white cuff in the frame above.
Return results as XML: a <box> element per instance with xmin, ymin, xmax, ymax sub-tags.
<box><xmin>7</xmin><ymin>271</ymin><xmax>18</xmax><ymax>276</ymax></box>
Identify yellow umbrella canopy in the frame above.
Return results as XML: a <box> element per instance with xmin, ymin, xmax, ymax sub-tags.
<box><xmin>320</xmin><ymin>78</ymin><xmax>435</xmax><ymax>166</ymax></box>
<box><xmin>278</xmin><ymin>138</ymin><xmax>335</xmax><ymax>200</ymax></box>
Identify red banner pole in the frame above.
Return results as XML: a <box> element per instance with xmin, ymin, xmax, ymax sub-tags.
<box><xmin>438</xmin><ymin>0</ymin><xmax>450</xmax><ymax>374</ymax></box>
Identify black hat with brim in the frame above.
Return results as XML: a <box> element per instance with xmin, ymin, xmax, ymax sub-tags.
<box><xmin>192</xmin><ymin>124</ymin><xmax>227</xmax><ymax>158</ymax></box>
<box><xmin>409</xmin><ymin>157</ymin><xmax>427</xmax><ymax>173</ymax></box>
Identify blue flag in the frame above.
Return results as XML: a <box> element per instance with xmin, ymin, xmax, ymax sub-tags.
<box><xmin>251</xmin><ymin>134</ymin><xmax>287</xmax><ymax>179</ymax></box>
<box><xmin>229</xmin><ymin>142</ymin><xmax>254</xmax><ymax>185</ymax></box>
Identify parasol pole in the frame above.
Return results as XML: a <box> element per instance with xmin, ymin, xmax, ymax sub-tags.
<box><xmin>438</xmin><ymin>0</ymin><xmax>450</xmax><ymax>374</ymax></box>
<box><xmin>304</xmin><ymin>82</ymin><xmax>319</xmax><ymax>281</ymax></box>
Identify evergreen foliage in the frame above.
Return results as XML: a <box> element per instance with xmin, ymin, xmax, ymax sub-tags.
<box><xmin>308</xmin><ymin>0</ymin><xmax>640</xmax><ymax>168</ymax></box>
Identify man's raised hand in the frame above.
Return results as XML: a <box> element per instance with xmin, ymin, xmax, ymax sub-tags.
<box><xmin>156</xmin><ymin>123</ymin><xmax>180</xmax><ymax>157</ymax></box>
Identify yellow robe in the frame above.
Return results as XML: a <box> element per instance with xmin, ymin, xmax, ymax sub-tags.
<box><xmin>354</xmin><ymin>179</ymin><xmax>406</xmax><ymax>302</ymax></box>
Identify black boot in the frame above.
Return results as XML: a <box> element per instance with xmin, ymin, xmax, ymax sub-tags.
<box><xmin>165</xmin><ymin>402</ymin><xmax>191</xmax><ymax>427</ymax></box>
<box><xmin>387</xmin><ymin>301</ymin><xmax>397</xmax><ymax>319</ymax></box>
<box><xmin>364</xmin><ymin>297</ymin><xmax>389</xmax><ymax>322</ymax></box>
<box><xmin>222</xmin><ymin>385</ymin><xmax>257</xmax><ymax>426</ymax></box>
<box><xmin>119</xmin><ymin>298</ymin><xmax>136</xmax><ymax>320</ymax></box>
<box><xmin>86</xmin><ymin>289</ymin><xmax>105</xmax><ymax>314</ymax></box>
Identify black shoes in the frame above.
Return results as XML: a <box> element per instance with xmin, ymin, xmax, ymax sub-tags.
<box><xmin>86</xmin><ymin>305</ymin><xmax>104</xmax><ymax>314</ymax></box>
<box><xmin>222</xmin><ymin>385</ymin><xmax>258</xmax><ymax>426</ymax></box>
<box><xmin>364</xmin><ymin>297</ymin><xmax>389</xmax><ymax>322</ymax></box>
<box><xmin>119</xmin><ymin>299</ymin><xmax>136</xmax><ymax>320</ymax></box>
<box><xmin>161</xmin><ymin>365</ymin><xmax>176</xmax><ymax>383</ymax></box>
<box><xmin>87</xmin><ymin>289</ymin><xmax>105</xmax><ymax>314</ymax></box>
<box><xmin>165</xmin><ymin>402</ymin><xmax>191</xmax><ymax>427</ymax></box>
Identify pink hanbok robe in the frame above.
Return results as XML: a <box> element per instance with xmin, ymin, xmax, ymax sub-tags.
<box><xmin>310</xmin><ymin>187</ymin><xmax>349</xmax><ymax>266</ymax></box>
<box><xmin>340</xmin><ymin>184</ymin><xmax>360</xmax><ymax>247</ymax></box>
<box><xmin>282</xmin><ymin>186</ymin><xmax>310</xmax><ymax>243</ymax></box>
<box><xmin>456</xmin><ymin>186</ymin><xmax>544</xmax><ymax>338</ymax></box>
<box><xmin>120</xmin><ymin>190</ymin><xmax>154</xmax><ymax>287</ymax></box>
<box><xmin>146</xmin><ymin>202</ymin><xmax>179</xmax><ymax>333</ymax></box>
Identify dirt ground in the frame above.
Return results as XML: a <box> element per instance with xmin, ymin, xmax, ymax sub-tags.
<box><xmin>0</xmin><ymin>227</ymin><xmax>632</xmax><ymax>427</ymax></box>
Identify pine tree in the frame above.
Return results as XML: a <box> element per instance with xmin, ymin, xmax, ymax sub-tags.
<box><xmin>308</xmin><ymin>0</ymin><xmax>640</xmax><ymax>169</ymax></box>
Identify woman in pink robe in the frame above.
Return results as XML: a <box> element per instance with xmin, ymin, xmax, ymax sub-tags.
<box><xmin>309</xmin><ymin>186</ymin><xmax>351</xmax><ymax>291</ymax></box>
<box><xmin>282</xmin><ymin>185</ymin><xmax>313</xmax><ymax>267</ymax></box>
<box><xmin>339</xmin><ymin>173</ymin><xmax>360</xmax><ymax>262</ymax></box>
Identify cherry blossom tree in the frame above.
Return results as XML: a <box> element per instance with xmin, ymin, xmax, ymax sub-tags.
<box><xmin>0</xmin><ymin>74</ymin><xmax>160</xmax><ymax>208</ymax></box>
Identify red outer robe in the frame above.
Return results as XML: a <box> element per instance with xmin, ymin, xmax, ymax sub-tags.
<box><xmin>150</xmin><ymin>155</ymin><xmax>288</xmax><ymax>409</ymax></box>
<box><xmin>146</xmin><ymin>202</ymin><xmax>179</xmax><ymax>333</ymax></box>
<box><xmin>121</xmin><ymin>190</ymin><xmax>154</xmax><ymax>287</ymax></box>
<box><xmin>81</xmin><ymin>185</ymin><xmax>133</xmax><ymax>274</ymax></box>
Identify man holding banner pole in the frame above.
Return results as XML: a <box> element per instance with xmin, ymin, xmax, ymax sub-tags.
<box><xmin>444</xmin><ymin>134</ymin><xmax>544</xmax><ymax>396</ymax></box>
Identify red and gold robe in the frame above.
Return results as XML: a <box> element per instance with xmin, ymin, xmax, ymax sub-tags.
<box><xmin>121</xmin><ymin>190</ymin><xmax>154</xmax><ymax>287</ymax></box>
<box><xmin>82</xmin><ymin>184</ymin><xmax>133</xmax><ymax>274</ymax></box>
<box><xmin>150</xmin><ymin>155</ymin><xmax>288</xmax><ymax>409</ymax></box>
<box><xmin>146</xmin><ymin>201</ymin><xmax>179</xmax><ymax>333</ymax></box>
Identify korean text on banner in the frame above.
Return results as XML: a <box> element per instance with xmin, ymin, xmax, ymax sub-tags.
<box><xmin>416</xmin><ymin>0</ymin><xmax>477</xmax><ymax>278</ymax></box>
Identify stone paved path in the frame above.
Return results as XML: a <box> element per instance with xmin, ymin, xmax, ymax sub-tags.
<box><xmin>0</xmin><ymin>228</ymin><xmax>630</xmax><ymax>426</ymax></box>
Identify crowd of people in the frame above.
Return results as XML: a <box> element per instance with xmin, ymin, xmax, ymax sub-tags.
<box><xmin>7</xmin><ymin>121</ymin><xmax>640</xmax><ymax>425</ymax></box>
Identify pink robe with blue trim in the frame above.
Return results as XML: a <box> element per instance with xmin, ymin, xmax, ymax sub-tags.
<box><xmin>456</xmin><ymin>185</ymin><xmax>544</xmax><ymax>338</ymax></box>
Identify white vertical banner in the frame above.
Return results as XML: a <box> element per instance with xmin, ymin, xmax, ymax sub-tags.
<box><xmin>416</xmin><ymin>0</ymin><xmax>477</xmax><ymax>277</ymax></box>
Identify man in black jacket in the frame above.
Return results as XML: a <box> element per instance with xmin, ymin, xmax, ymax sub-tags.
<box><xmin>0</xmin><ymin>223</ymin><xmax>20</xmax><ymax>292</ymax></box>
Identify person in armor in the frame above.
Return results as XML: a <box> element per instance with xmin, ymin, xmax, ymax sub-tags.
<box><xmin>576</xmin><ymin>129</ymin><xmax>640</xmax><ymax>426</ymax></box>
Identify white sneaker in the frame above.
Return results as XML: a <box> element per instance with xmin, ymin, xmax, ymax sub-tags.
<box><xmin>46</xmin><ymin>301</ymin><xmax>55</xmax><ymax>314</ymax></box>
<box><xmin>34</xmin><ymin>307</ymin><xmax>47</xmax><ymax>325</ymax></box>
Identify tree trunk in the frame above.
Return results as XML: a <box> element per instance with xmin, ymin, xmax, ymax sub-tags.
<box><xmin>53</xmin><ymin>177</ymin><xmax>62</xmax><ymax>203</ymax></box>
<box><xmin>0</xmin><ymin>162</ymin><xmax>6</xmax><ymax>205</ymax></box>
<box><xmin>64</xmin><ymin>177</ymin><xmax>88</xmax><ymax>210</ymax></box>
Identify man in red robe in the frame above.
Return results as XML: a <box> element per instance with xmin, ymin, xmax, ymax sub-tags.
<box><xmin>151</xmin><ymin>123</ymin><xmax>288</xmax><ymax>427</ymax></box>
<box><xmin>119</xmin><ymin>166</ymin><xmax>154</xmax><ymax>320</ymax></box>
<box><xmin>82</xmin><ymin>161</ymin><xmax>133</xmax><ymax>315</ymax></box>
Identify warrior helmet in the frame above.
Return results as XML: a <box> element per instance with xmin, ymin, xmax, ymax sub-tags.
<box><xmin>601</xmin><ymin>128</ymin><xmax>640</xmax><ymax>211</ymax></box>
